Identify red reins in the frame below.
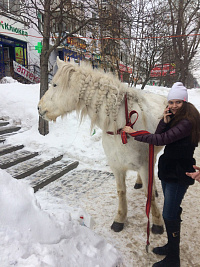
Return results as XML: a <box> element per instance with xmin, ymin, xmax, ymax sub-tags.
<box><xmin>107</xmin><ymin>93</ymin><xmax>154</xmax><ymax>251</ymax></box>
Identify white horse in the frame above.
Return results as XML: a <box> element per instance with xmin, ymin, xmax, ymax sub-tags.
<box><xmin>38</xmin><ymin>57</ymin><xmax>166</xmax><ymax>234</ymax></box>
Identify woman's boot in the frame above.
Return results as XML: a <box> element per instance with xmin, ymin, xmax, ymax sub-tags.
<box><xmin>152</xmin><ymin>219</ymin><xmax>180</xmax><ymax>267</ymax></box>
<box><xmin>152</xmin><ymin>207</ymin><xmax>182</xmax><ymax>256</ymax></box>
<box><xmin>153</xmin><ymin>243</ymin><xmax>168</xmax><ymax>256</ymax></box>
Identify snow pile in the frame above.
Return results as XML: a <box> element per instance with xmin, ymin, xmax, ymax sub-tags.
<box><xmin>0</xmin><ymin>76</ymin><xmax>19</xmax><ymax>84</ymax></box>
<box><xmin>0</xmin><ymin>169</ymin><xmax>121</xmax><ymax>267</ymax></box>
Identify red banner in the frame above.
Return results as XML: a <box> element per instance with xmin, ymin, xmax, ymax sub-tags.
<box><xmin>150</xmin><ymin>63</ymin><xmax>175</xmax><ymax>77</ymax></box>
<box><xmin>119</xmin><ymin>64</ymin><xmax>132</xmax><ymax>74</ymax></box>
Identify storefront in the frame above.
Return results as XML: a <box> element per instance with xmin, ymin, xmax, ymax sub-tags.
<box><xmin>0</xmin><ymin>15</ymin><xmax>28</xmax><ymax>79</ymax></box>
<box><xmin>119</xmin><ymin>63</ymin><xmax>132</xmax><ymax>83</ymax></box>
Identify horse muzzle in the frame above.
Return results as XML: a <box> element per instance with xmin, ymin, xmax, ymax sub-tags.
<box><xmin>38</xmin><ymin>106</ymin><xmax>47</xmax><ymax>119</ymax></box>
<box><xmin>38</xmin><ymin>106</ymin><xmax>58</xmax><ymax>122</ymax></box>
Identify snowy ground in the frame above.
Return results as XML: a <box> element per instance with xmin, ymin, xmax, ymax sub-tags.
<box><xmin>0</xmin><ymin>78</ymin><xmax>200</xmax><ymax>267</ymax></box>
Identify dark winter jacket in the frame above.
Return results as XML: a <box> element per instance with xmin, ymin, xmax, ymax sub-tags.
<box><xmin>135</xmin><ymin>118</ymin><xmax>196</xmax><ymax>185</ymax></box>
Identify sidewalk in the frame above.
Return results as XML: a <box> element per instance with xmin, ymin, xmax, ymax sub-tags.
<box><xmin>0</xmin><ymin>119</ymin><xmax>79</xmax><ymax>191</ymax></box>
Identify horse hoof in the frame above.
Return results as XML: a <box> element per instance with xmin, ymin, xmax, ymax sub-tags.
<box><xmin>151</xmin><ymin>224</ymin><xmax>164</xmax><ymax>235</ymax></box>
<box><xmin>111</xmin><ymin>221</ymin><xmax>124</xmax><ymax>232</ymax></box>
<box><xmin>134</xmin><ymin>183</ymin><xmax>143</xmax><ymax>189</ymax></box>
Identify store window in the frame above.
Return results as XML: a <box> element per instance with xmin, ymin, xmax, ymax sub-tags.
<box><xmin>0</xmin><ymin>35</ymin><xmax>28</xmax><ymax>79</ymax></box>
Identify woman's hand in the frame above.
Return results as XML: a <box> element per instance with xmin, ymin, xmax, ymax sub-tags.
<box><xmin>163</xmin><ymin>107</ymin><xmax>172</xmax><ymax>124</ymax></box>
<box><xmin>186</xmin><ymin>165</ymin><xmax>200</xmax><ymax>183</ymax></box>
<box><xmin>122</xmin><ymin>126</ymin><xmax>136</xmax><ymax>134</ymax></box>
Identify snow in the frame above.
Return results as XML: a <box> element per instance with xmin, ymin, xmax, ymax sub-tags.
<box><xmin>0</xmin><ymin>77</ymin><xmax>200</xmax><ymax>267</ymax></box>
<box><xmin>0</xmin><ymin>168</ymin><xmax>118</xmax><ymax>267</ymax></box>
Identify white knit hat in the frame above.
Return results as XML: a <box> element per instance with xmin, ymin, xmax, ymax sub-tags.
<box><xmin>167</xmin><ymin>82</ymin><xmax>188</xmax><ymax>102</ymax></box>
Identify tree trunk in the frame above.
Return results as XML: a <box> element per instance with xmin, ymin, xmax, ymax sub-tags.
<box><xmin>38</xmin><ymin>116</ymin><xmax>49</xmax><ymax>136</ymax></box>
<box><xmin>141</xmin><ymin>77</ymin><xmax>150</xmax><ymax>89</ymax></box>
<box><xmin>38</xmin><ymin>58</ymin><xmax>49</xmax><ymax>135</ymax></box>
<box><xmin>38</xmin><ymin>0</ymin><xmax>51</xmax><ymax>136</ymax></box>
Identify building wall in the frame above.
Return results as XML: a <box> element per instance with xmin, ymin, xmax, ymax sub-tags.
<box><xmin>27</xmin><ymin>26</ymin><xmax>41</xmax><ymax>67</ymax></box>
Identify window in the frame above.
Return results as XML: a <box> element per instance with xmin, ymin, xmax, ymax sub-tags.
<box><xmin>38</xmin><ymin>12</ymin><xmax>43</xmax><ymax>32</ymax></box>
<box><xmin>9</xmin><ymin>0</ymin><xmax>21</xmax><ymax>15</ymax></box>
<box><xmin>0</xmin><ymin>0</ymin><xmax>9</xmax><ymax>11</ymax></box>
<box><xmin>0</xmin><ymin>0</ymin><xmax>21</xmax><ymax>15</ymax></box>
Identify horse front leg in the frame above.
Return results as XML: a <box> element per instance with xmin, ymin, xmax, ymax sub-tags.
<box><xmin>150</xmin><ymin>193</ymin><xmax>164</xmax><ymax>234</ymax></box>
<box><xmin>148</xmin><ymin>186</ymin><xmax>164</xmax><ymax>234</ymax></box>
<box><xmin>139</xmin><ymin>169</ymin><xmax>164</xmax><ymax>234</ymax></box>
<box><xmin>111</xmin><ymin>168</ymin><xmax>127</xmax><ymax>232</ymax></box>
<box><xmin>148</xmin><ymin>184</ymin><xmax>164</xmax><ymax>235</ymax></box>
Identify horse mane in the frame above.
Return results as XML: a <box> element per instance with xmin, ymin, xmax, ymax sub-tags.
<box><xmin>55</xmin><ymin>61</ymin><xmax>142</xmax><ymax>132</ymax></box>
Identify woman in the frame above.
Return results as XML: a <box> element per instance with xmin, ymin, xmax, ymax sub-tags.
<box><xmin>123</xmin><ymin>82</ymin><xmax>200</xmax><ymax>267</ymax></box>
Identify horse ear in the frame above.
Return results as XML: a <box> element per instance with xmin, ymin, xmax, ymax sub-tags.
<box><xmin>56</xmin><ymin>56</ymin><xmax>64</xmax><ymax>68</ymax></box>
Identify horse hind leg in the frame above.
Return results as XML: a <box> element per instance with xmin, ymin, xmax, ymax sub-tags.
<box><xmin>111</xmin><ymin>168</ymin><xmax>127</xmax><ymax>232</ymax></box>
<box><xmin>134</xmin><ymin>173</ymin><xmax>143</xmax><ymax>189</ymax></box>
<box><xmin>134</xmin><ymin>173</ymin><xmax>158</xmax><ymax>197</ymax></box>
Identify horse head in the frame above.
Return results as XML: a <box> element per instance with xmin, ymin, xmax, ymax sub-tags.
<box><xmin>38</xmin><ymin>57</ymin><xmax>78</xmax><ymax>121</ymax></box>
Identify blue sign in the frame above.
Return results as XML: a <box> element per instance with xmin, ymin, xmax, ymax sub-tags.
<box><xmin>64</xmin><ymin>48</ymin><xmax>84</xmax><ymax>60</ymax></box>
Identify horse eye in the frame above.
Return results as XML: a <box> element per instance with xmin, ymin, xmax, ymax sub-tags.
<box><xmin>53</xmin><ymin>83</ymin><xmax>57</xmax><ymax>87</ymax></box>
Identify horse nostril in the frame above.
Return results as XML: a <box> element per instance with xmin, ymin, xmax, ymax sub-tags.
<box><xmin>38</xmin><ymin>109</ymin><xmax>47</xmax><ymax>117</ymax></box>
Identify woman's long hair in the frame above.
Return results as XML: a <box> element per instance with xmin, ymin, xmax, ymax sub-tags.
<box><xmin>170</xmin><ymin>101</ymin><xmax>200</xmax><ymax>145</ymax></box>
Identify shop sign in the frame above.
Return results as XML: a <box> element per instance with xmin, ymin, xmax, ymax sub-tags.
<box><xmin>119</xmin><ymin>64</ymin><xmax>132</xmax><ymax>74</ymax></box>
<box><xmin>0</xmin><ymin>21</ymin><xmax>28</xmax><ymax>36</ymax></box>
<box><xmin>67</xmin><ymin>37</ymin><xmax>86</xmax><ymax>50</ymax></box>
<box><xmin>64</xmin><ymin>49</ymin><xmax>84</xmax><ymax>60</ymax></box>
<box><xmin>0</xmin><ymin>16</ymin><xmax>28</xmax><ymax>42</ymax></box>
<box><xmin>15</xmin><ymin>47</ymin><xmax>24</xmax><ymax>64</ymax></box>
<box><xmin>127</xmin><ymin>66</ymin><xmax>133</xmax><ymax>74</ymax></box>
<box><xmin>119</xmin><ymin>64</ymin><xmax>126</xmax><ymax>72</ymax></box>
<box><xmin>84</xmin><ymin>52</ymin><xmax>91</xmax><ymax>59</ymax></box>
<box><xmin>94</xmin><ymin>54</ymin><xmax>101</xmax><ymax>60</ymax></box>
<box><xmin>35</xmin><ymin>42</ymin><xmax>42</xmax><ymax>54</ymax></box>
<box><xmin>13</xmin><ymin>61</ymin><xmax>40</xmax><ymax>83</ymax></box>
<box><xmin>150</xmin><ymin>63</ymin><xmax>176</xmax><ymax>77</ymax></box>
<box><xmin>84</xmin><ymin>52</ymin><xmax>101</xmax><ymax>61</ymax></box>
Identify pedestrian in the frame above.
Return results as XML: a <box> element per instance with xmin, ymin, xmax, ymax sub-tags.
<box><xmin>186</xmin><ymin>165</ymin><xmax>200</xmax><ymax>183</ymax></box>
<box><xmin>123</xmin><ymin>82</ymin><xmax>200</xmax><ymax>267</ymax></box>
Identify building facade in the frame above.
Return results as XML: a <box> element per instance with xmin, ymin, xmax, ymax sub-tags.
<box><xmin>0</xmin><ymin>0</ymin><xmax>133</xmax><ymax>83</ymax></box>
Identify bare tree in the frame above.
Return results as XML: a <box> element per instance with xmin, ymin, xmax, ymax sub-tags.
<box><xmin>18</xmin><ymin>0</ymin><xmax>98</xmax><ymax>135</ymax></box>
<box><xmin>89</xmin><ymin>0</ymin><xmax>133</xmax><ymax>81</ymax></box>
<box><xmin>190</xmin><ymin>48</ymin><xmax>200</xmax><ymax>86</ymax></box>
<box><xmin>167</xmin><ymin>0</ymin><xmax>200</xmax><ymax>85</ymax></box>
<box><xmin>132</xmin><ymin>1</ymin><xmax>169</xmax><ymax>89</ymax></box>
<box><xmin>126</xmin><ymin>0</ymin><xmax>200</xmax><ymax>88</ymax></box>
